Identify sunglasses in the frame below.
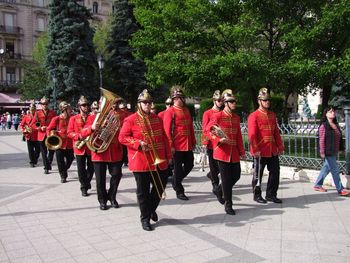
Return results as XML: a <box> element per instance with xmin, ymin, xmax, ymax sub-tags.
<box><xmin>261</xmin><ymin>99</ymin><xmax>270</xmax><ymax>102</ymax></box>
<box><xmin>80</xmin><ymin>104</ymin><xmax>89</xmax><ymax>107</ymax></box>
<box><xmin>228</xmin><ymin>100</ymin><xmax>237</xmax><ymax>104</ymax></box>
<box><xmin>41</xmin><ymin>103</ymin><xmax>48</xmax><ymax>105</ymax></box>
<box><xmin>141</xmin><ymin>101</ymin><xmax>152</xmax><ymax>105</ymax></box>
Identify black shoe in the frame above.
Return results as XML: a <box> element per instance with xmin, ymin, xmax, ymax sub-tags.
<box><xmin>151</xmin><ymin>212</ymin><xmax>158</xmax><ymax>222</ymax></box>
<box><xmin>81</xmin><ymin>191</ymin><xmax>89</xmax><ymax>197</ymax></box>
<box><xmin>254</xmin><ymin>196</ymin><xmax>267</xmax><ymax>204</ymax></box>
<box><xmin>141</xmin><ymin>220</ymin><xmax>153</xmax><ymax>231</ymax></box>
<box><xmin>61</xmin><ymin>178</ymin><xmax>67</xmax><ymax>183</ymax></box>
<box><xmin>48</xmin><ymin>165</ymin><xmax>52</xmax><ymax>171</ymax></box>
<box><xmin>177</xmin><ymin>193</ymin><xmax>189</xmax><ymax>201</ymax></box>
<box><xmin>110</xmin><ymin>200</ymin><xmax>119</xmax><ymax>208</ymax></box>
<box><xmin>266</xmin><ymin>196</ymin><xmax>282</xmax><ymax>203</ymax></box>
<box><xmin>213</xmin><ymin>187</ymin><xmax>225</xmax><ymax>205</ymax></box>
<box><xmin>225</xmin><ymin>201</ymin><xmax>235</xmax><ymax>215</ymax></box>
<box><xmin>87</xmin><ymin>184</ymin><xmax>92</xmax><ymax>190</ymax></box>
<box><xmin>30</xmin><ymin>163</ymin><xmax>35</xmax><ymax>168</ymax></box>
<box><xmin>99</xmin><ymin>204</ymin><xmax>108</xmax><ymax>210</ymax></box>
<box><xmin>44</xmin><ymin>169</ymin><xmax>49</xmax><ymax>174</ymax></box>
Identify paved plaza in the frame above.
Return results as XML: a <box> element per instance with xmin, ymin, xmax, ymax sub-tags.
<box><xmin>0</xmin><ymin>130</ymin><xmax>350</xmax><ymax>263</ymax></box>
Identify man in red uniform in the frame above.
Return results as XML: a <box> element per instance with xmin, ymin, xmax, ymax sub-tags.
<box><xmin>47</xmin><ymin>101</ymin><xmax>74</xmax><ymax>183</ymax></box>
<box><xmin>90</xmin><ymin>101</ymin><xmax>99</xmax><ymax>115</ymax></box>
<box><xmin>206</xmin><ymin>89</ymin><xmax>245</xmax><ymax>215</ymax></box>
<box><xmin>119</xmin><ymin>89</ymin><xmax>171</xmax><ymax>231</ymax></box>
<box><xmin>68</xmin><ymin>96</ymin><xmax>94</xmax><ymax>196</ymax></box>
<box><xmin>34</xmin><ymin>97</ymin><xmax>56</xmax><ymax>174</ymax></box>
<box><xmin>81</xmin><ymin>97</ymin><xmax>125</xmax><ymax>210</ymax></box>
<box><xmin>248</xmin><ymin>88</ymin><xmax>284</xmax><ymax>204</ymax></box>
<box><xmin>119</xmin><ymin>100</ymin><xmax>132</xmax><ymax>167</ymax></box>
<box><xmin>20</xmin><ymin>103</ymin><xmax>40</xmax><ymax>167</ymax></box>
<box><xmin>158</xmin><ymin>97</ymin><xmax>172</xmax><ymax>121</ymax></box>
<box><xmin>163</xmin><ymin>86</ymin><xmax>196</xmax><ymax>200</ymax></box>
<box><xmin>202</xmin><ymin>90</ymin><xmax>224</xmax><ymax>202</ymax></box>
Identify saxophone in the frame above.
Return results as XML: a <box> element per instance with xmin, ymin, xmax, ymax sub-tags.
<box><xmin>86</xmin><ymin>88</ymin><xmax>122</xmax><ymax>153</ymax></box>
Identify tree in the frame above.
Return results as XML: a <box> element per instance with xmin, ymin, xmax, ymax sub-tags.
<box><xmin>131</xmin><ymin>0</ymin><xmax>320</xmax><ymax>116</ymax></box>
<box><xmin>18</xmin><ymin>32</ymin><xmax>49</xmax><ymax>100</ymax></box>
<box><xmin>46</xmin><ymin>0</ymin><xmax>99</xmax><ymax>105</ymax></box>
<box><xmin>105</xmin><ymin>0</ymin><xmax>147</xmax><ymax>105</ymax></box>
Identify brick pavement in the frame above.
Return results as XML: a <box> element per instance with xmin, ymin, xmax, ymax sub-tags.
<box><xmin>1</xmin><ymin>130</ymin><xmax>350</xmax><ymax>262</ymax></box>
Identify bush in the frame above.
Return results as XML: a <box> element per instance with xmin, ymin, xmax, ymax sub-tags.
<box><xmin>270</xmin><ymin>95</ymin><xmax>284</xmax><ymax>121</ymax></box>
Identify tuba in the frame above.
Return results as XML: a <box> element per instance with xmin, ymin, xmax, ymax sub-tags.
<box><xmin>86</xmin><ymin>88</ymin><xmax>122</xmax><ymax>153</ymax></box>
<box><xmin>45</xmin><ymin>130</ymin><xmax>62</xmax><ymax>150</ymax></box>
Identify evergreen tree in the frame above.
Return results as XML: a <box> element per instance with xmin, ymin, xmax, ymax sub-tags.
<box><xmin>46</xmin><ymin>0</ymin><xmax>99</xmax><ymax>105</ymax></box>
<box><xmin>105</xmin><ymin>0</ymin><xmax>147</xmax><ymax>105</ymax></box>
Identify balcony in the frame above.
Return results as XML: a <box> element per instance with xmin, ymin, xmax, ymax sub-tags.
<box><xmin>0</xmin><ymin>25</ymin><xmax>22</xmax><ymax>35</ymax></box>
<box><xmin>0</xmin><ymin>80</ymin><xmax>20</xmax><ymax>92</ymax></box>
<box><xmin>0</xmin><ymin>0</ymin><xmax>16</xmax><ymax>3</ymax></box>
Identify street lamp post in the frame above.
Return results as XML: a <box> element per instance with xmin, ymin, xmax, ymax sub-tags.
<box><xmin>97</xmin><ymin>55</ymin><xmax>104</xmax><ymax>88</ymax></box>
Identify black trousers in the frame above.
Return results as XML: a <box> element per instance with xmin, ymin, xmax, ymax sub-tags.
<box><xmin>217</xmin><ymin>161</ymin><xmax>241</xmax><ymax>202</ymax></box>
<box><xmin>252</xmin><ymin>155</ymin><xmax>280</xmax><ymax>198</ymax></box>
<box><xmin>207</xmin><ymin>149</ymin><xmax>220</xmax><ymax>186</ymax></box>
<box><xmin>173</xmin><ymin>150</ymin><xmax>194</xmax><ymax>194</ymax></box>
<box><xmin>76</xmin><ymin>154</ymin><xmax>94</xmax><ymax>192</ymax></box>
<box><xmin>39</xmin><ymin>139</ymin><xmax>55</xmax><ymax>170</ymax></box>
<box><xmin>122</xmin><ymin>145</ymin><xmax>128</xmax><ymax>165</ymax></box>
<box><xmin>56</xmin><ymin>148</ymin><xmax>74</xmax><ymax>179</ymax></box>
<box><xmin>26</xmin><ymin>140</ymin><xmax>40</xmax><ymax>165</ymax></box>
<box><xmin>93</xmin><ymin>161</ymin><xmax>123</xmax><ymax>205</ymax></box>
<box><xmin>133</xmin><ymin>169</ymin><xmax>168</xmax><ymax>221</ymax></box>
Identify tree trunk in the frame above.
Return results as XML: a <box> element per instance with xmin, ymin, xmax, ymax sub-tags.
<box><xmin>321</xmin><ymin>83</ymin><xmax>332</xmax><ymax>112</ymax></box>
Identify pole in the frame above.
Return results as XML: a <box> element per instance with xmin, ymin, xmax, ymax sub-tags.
<box><xmin>99</xmin><ymin>68</ymin><xmax>103</xmax><ymax>88</ymax></box>
<box><xmin>344</xmin><ymin>106</ymin><xmax>350</xmax><ymax>175</ymax></box>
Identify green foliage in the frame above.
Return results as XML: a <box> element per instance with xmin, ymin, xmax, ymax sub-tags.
<box><xmin>18</xmin><ymin>32</ymin><xmax>49</xmax><ymax>100</ymax></box>
<box><xmin>93</xmin><ymin>15</ymin><xmax>112</xmax><ymax>58</ymax></box>
<box><xmin>153</xmin><ymin>103</ymin><xmax>166</xmax><ymax>113</ymax></box>
<box><xmin>270</xmin><ymin>95</ymin><xmax>285</xmax><ymax>121</ymax></box>
<box><xmin>46</xmin><ymin>0</ymin><xmax>99</xmax><ymax>105</ymax></box>
<box><xmin>105</xmin><ymin>0</ymin><xmax>147</xmax><ymax>105</ymax></box>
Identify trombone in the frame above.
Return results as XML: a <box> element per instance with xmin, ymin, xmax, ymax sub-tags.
<box><xmin>138</xmin><ymin>108</ymin><xmax>167</xmax><ymax>200</ymax></box>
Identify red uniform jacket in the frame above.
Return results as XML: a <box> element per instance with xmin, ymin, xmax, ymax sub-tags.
<box><xmin>34</xmin><ymin>109</ymin><xmax>56</xmax><ymax>141</ymax></box>
<box><xmin>158</xmin><ymin>108</ymin><xmax>168</xmax><ymax>121</ymax></box>
<box><xmin>46</xmin><ymin>115</ymin><xmax>73</xmax><ymax>149</ymax></box>
<box><xmin>163</xmin><ymin>105</ymin><xmax>196</xmax><ymax>151</ymax></box>
<box><xmin>20</xmin><ymin>113</ymin><xmax>38</xmax><ymax>141</ymax></box>
<box><xmin>81</xmin><ymin>110</ymin><xmax>125</xmax><ymax>162</ymax></box>
<box><xmin>206</xmin><ymin>109</ymin><xmax>245</xmax><ymax>163</ymax></box>
<box><xmin>67</xmin><ymin>114</ymin><xmax>91</xmax><ymax>156</ymax></box>
<box><xmin>248</xmin><ymin>109</ymin><xmax>284</xmax><ymax>157</ymax></box>
<box><xmin>202</xmin><ymin>107</ymin><xmax>221</xmax><ymax>149</ymax></box>
<box><xmin>119</xmin><ymin>111</ymin><xmax>172</xmax><ymax>172</ymax></box>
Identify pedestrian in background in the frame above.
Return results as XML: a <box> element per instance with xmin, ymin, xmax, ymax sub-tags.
<box><xmin>13</xmin><ymin>113</ymin><xmax>20</xmax><ymax>131</ymax></box>
<box><xmin>314</xmin><ymin>106</ymin><xmax>350</xmax><ymax>196</ymax></box>
<box><xmin>6</xmin><ymin>112</ymin><xmax>12</xmax><ymax>129</ymax></box>
<box><xmin>1</xmin><ymin>114</ymin><xmax>6</xmax><ymax>130</ymax></box>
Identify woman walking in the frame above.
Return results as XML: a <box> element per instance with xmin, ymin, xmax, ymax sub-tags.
<box><xmin>314</xmin><ymin>106</ymin><xmax>349</xmax><ymax>196</ymax></box>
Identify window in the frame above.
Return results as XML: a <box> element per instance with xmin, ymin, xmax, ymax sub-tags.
<box><xmin>6</xmin><ymin>67</ymin><xmax>16</xmax><ymax>83</ymax></box>
<box><xmin>36</xmin><ymin>0</ymin><xmax>44</xmax><ymax>7</ymax></box>
<box><xmin>4</xmin><ymin>13</ymin><xmax>14</xmax><ymax>32</ymax></box>
<box><xmin>5</xmin><ymin>41</ymin><xmax>14</xmax><ymax>58</ymax></box>
<box><xmin>92</xmin><ymin>2</ymin><xmax>98</xmax><ymax>14</ymax></box>
<box><xmin>37</xmin><ymin>17</ymin><xmax>45</xmax><ymax>31</ymax></box>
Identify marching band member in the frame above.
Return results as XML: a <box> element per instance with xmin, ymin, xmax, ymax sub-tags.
<box><xmin>90</xmin><ymin>101</ymin><xmax>99</xmax><ymax>115</ymax></box>
<box><xmin>34</xmin><ymin>97</ymin><xmax>56</xmax><ymax>174</ymax></box>
<box><xmin>68</xmin><ymin>96</ymin><xmax>94</xmax><ymax>196</ymax></box>
<box><xmin>119</xmin><ymin>100</ymin><xmax>132</xmax><ymax>167</ymax></box>
<box><xmin>202</xmin><ymin>90</ymin><xmax>224</xmax><ymax>202</ymax></box>
<box><xmin>163</xmin><ymin>86</ymin><xmax>196</xmax><ymax>200</ymax></box>
<box><xmin>248</xmin><ymin>88</ymin><xmax>284</xmax><ymax>204</ymax></box>
<box><xmin>157</xmin><ymin>97</ymin><xmax>172</xmax><ymax>121</ymax></box>
<box><xmin>119</xmin><ymin>89</ymin><xmax>171</xmax><ymax>231</ymax></box>
<box><xmin>46</xmin><ymin>101</ymin><xmax>74</xmax><ymax>183</ymax></box>
<box><xmin>81</xmin><ymin>97</ymin><xmax>126</xmax><ymax>211</ymax></box>
<box><xmin>206</xmin><ymin>89</ymin><xmax>245</xmax><ymax>215</ymax></box>
<box><xmin>20</xmin><ymin>103</ymin><xmax>40</xmax><ymax>167</ymax></box>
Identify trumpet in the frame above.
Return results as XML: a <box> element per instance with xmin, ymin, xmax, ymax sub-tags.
<box><xmin>45</xmin><ymin>130</ymin><xmax>62</xmax><ymax>150</ymax></box>
<box><xmin>138</xmin><ymin>107</ymin><xmax>167</xmax><ymax>200</ymax></box>
<box><xmin>35</xmin><ymin>122</ymin><xmax>41</xmax><ymax>128</ymax></box>
<box><xmin>75</xmin><ymin>137</ymin><xmax>89</xmax><ymax>150</ymax></box>
<box><xmin>211</xmin><ymin>125</ymin><xmax>228</xmax><ymax>139</ymax></box>
<box><xmin>23</xmin><ymin>124</ymin><xmax>32</xmax><ymax>134</ymax></box>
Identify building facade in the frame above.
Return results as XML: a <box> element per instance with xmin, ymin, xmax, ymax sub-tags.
<box><xmin>0</xmin><ymin>0</ymin><xmax>113</xmax><ymax>111</ymax></box>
